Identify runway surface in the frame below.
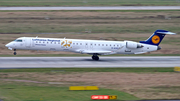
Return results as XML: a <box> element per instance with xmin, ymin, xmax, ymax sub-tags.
<box><xmin>0</xmin><ymin>6</ymin><xmax>180</xmax><ymax>10</ymax></box>
<box><xmin>0</xmin><ymin>56</ymin><xmax>179</xmax><ymax>68</ymax></box>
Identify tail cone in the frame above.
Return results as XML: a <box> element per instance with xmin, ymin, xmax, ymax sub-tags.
<box><xmin>157</xmin><ymin>46</ymin><xmax>161</xmax><ymax>50</ymax></box>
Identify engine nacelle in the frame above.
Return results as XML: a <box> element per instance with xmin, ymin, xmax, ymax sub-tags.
<box><xmin>126</xmin><ymin>41</ymin><xmax>143</xmax><ymax>49</ymax></box>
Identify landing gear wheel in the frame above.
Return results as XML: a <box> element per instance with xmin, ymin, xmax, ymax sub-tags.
<box><xmin>95</xmin><ymin>56</ymin><xmax>99</xmax><ymax>61</ymax></box>
<box><xmin>92</xmin><ymin>56</ymin><xmax>95</xmax><ymax>60</ymax></box>
<box><xmin>13</xmin><ymin>52</ymin><xmax>17</xmax><ymax>55</ymax></box>
<box><xmin>92</xmin><ymin>55</ymin><xmax>99</xmax><ymax>61</ymax></box>
<box><xmin>13</xmin><ymin>49</ymin><xmax>16</xmax><ymax>55</ymax></box>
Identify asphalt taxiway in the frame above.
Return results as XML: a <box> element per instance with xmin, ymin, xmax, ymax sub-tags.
<box><xmin>0</xmin><ymin>6</ymin><xmax>180</xmax><ymax>10</ymax></box>
<box><xmin>0</xmin><ymin>56</ymin><xmax>179</xmax><ymax>68</ymax></box>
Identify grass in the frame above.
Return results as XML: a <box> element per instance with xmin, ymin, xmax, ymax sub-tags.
<box><xmin>0</xmin><ymin>0</ymin><xmax>180</xmax><ymax>7</ymax></box>
<box><xmin>152</xmin><ymin>86</ymin><xmax>180</xmax><ymax>94</ymax></box>
<box><xmin>0</xmin><ymin>83</ymin><xmax>139</xmax><ymax>101</ymax></box>
<box><xmin>0</xmin><ymin>11</ymin><xmax>180</xmax><ymax>33</ymax></box>
<box><xmin>0</xmin><ymin>67</ymin><xmax>178</xmax><ymax>100</ymax></box>
<box><xmin>1</xmin><ymin>10</ymin><xmax>180</xmax><ymax>13</ymax></box>
<box><xmin>0</xmin><ymin>24</ymin><xmax>179</xmax><ymax>34</ymax></box>
<box><xmin>0</xmin><ymin>68</ymin><xmax>174</xmax><ymax>73</ymax></box>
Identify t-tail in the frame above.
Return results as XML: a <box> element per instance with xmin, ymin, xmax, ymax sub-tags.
<box><xmin>139</xmin><ymin>30</ymin><xmax>176</xmax><ymax>48</ymax></box>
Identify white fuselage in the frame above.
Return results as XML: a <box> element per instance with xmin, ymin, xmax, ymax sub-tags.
<box><xmin>6</xmin><ymin>37</ymin><xmax>158</xmax><ymax>55</ymax></box>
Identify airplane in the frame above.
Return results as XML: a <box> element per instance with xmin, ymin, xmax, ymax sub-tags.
<box><xmin>5</xmin><ymin>30</ymin><xmax>176</xmax><ymax>60</ymax></box>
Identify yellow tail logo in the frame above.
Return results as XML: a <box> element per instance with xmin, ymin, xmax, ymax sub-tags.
<box><xmin>152</xmin><ymin>35</ymin><xmax>160</xmax><ymax>44</ymax></box>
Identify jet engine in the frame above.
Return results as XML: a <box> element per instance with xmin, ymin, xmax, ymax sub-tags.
<box><xmin>126</xmin><ymin>41</ymin><xmax>143</xmax><ymax>49</ymax></box>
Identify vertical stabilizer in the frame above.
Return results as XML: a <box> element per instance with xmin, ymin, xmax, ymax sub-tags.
<box><xmin>139</xmin><ymin>30</ymin><xmax>176</xmax><ymax>46</ymax></box>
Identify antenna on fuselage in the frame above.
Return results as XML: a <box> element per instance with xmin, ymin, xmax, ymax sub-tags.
<box><xmin>36</xmin><ymin>36</ymin><xmax>38</xmax><ymax>38</ymax></box>
<box><xmin>64</xmin><ymin>37</ymin><xmax>66</xmax><ymax>39</ymax></box>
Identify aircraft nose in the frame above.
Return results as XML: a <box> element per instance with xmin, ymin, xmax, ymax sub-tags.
<box><xmin>5</xmin><ymin>43</ymin><xmax>11</xmax><ymax>47</ymax></box>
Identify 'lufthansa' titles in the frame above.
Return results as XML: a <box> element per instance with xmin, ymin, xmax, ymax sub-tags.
<box><xmin>32</xmin><ymin>39</ymin><xmax>61</xmax><ymax>42</ymax></box>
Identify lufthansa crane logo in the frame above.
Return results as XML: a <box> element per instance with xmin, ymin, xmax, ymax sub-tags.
<box><xmin>152</xmin><ymin>35</ymin><xmax>160</xmax><ymax>44</ymax></box>
<box><xmin>61</xmin><ymin>40</ymin><xmax>72</xmax><ymax>48</ymax></box>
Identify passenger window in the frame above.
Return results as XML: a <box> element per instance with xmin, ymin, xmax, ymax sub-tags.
<box><xmin>98</xmin><ymin>44</ymin><xmax>100</xmax><ymax>46</ymax></box>
<box><xmin>76</xmin><ymin>43</ymin><xmax>78</xmax><ymax>45</ymax></box>
<box><xmin>102</xmin><ymin>44</ymin><xmax>104</xmax><ymax>46</ymax></box>
<box><xmin>106</xmin><ymin>44</ymin><xmax>108</xmax><ymax>46</ymax></box>
<box><xmin>94</xmin><ymin>44</ymin><xmax>96</xmax><ymax>46</ymax></box>
<box><xmin>80</xmin><ymin>43</ymin><xmax>82</xmax><ymax>45</ymax></box>
<box><xmin>110</xmin><ymin>45</ymin><xmax>111</xmax><ymax>46</ymax></box>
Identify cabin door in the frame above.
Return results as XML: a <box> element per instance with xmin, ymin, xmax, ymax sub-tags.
<box><xmin>25</xmin><ymin>38</ymin><xmax>31</xmax><ymax>48</ymax></box>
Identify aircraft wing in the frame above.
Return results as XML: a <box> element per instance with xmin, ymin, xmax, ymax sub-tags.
<box><xmin>134</xmin><ymin>52</ymin><xmax>147</xmax><ymax>54</ymax></box>
<box><xmin>76</xmin><ymin>50</ymin><xmax>116</xmax><ymax>55</ymax></box>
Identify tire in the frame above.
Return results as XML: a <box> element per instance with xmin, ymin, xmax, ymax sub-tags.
<box><xmin>92</xmin><ymin>55</ymin><xmax>99</xmax><ymax>61</ymax></box>
<box><xmin>94</xmin><ymin>56</ymin><xmax>99</xmax><ymax>61</ymax></box>
<box><xmin>14</xmin><ymin>52</ymin><xmax>17</xmax><ymax>55</ymax></box>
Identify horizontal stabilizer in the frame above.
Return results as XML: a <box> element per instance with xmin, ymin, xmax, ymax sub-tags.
<box><xmin>156</xmin><ymin>31</ymin><xmax>176</xmax><ymax>35</ymax></box>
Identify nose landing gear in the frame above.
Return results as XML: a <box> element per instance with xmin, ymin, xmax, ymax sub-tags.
<box><xmin>13</xmin><ymin>49</ymin><xmax>17</xmax><ymax>55</ymax></box>
<box><xmin>92</xmin><ymin>54</ymin><xmax>99</xmax><ymax>61</ymax></box>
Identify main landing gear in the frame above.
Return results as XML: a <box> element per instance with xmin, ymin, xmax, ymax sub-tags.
<box><xmin>92</xmin><ymin>55</ymin><xmax>99</xmax><ymax>61</ymax></box>
<box><xmin>13</xmin><ymin>49</ymin><xmax>17</xmax><ymax>55</ymax></box>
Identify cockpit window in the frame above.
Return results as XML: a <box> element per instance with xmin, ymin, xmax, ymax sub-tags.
<box><xmin>14</xmin><ymin>39</ymin><xmax>22</xmax><ymax>42</ymax></box>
